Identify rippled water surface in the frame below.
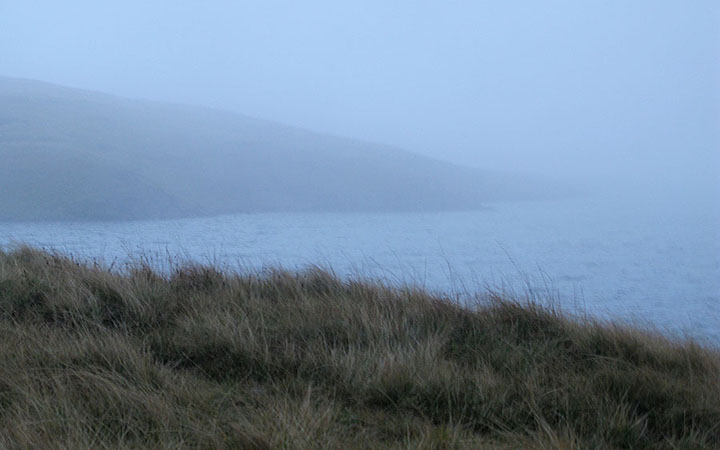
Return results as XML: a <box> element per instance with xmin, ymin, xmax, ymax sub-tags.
<box><xmin>2</xmin><ymin>195</ymin><xmax>719</xmax><ymax>341</ymax></box>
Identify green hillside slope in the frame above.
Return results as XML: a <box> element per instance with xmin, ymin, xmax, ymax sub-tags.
<box><xmin>1</xmin><ymin>77</ymin><xmax>569</xmax><ymax>221</ymax></box>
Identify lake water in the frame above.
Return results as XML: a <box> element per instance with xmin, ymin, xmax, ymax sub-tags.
<box><xmin>2</xmin><ymin>194</ymin><xmax>719</xmax><ymax>342</ymax></box>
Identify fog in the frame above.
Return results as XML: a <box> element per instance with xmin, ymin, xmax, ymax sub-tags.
<box><xmin>2</xmin><ymin>0</ymin><xmax>717</xmax><ymax>197</ymax></box>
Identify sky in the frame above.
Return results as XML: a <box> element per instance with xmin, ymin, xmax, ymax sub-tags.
<box><xmin>1</xmin><ymin>0</ymin><xmax>718</xmax><ymax>191</ymax></box>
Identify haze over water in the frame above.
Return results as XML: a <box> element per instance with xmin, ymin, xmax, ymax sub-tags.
<box><xmin>1</xmin><ymin>2</ymin><xmax>718</xmax><ymax>340</ymax></box>
<box><xmin>3</xmin><ymin>193</ymin><xmax>719</xmax><ymax>341</ymax></box>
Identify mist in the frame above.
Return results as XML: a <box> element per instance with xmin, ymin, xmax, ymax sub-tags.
<box><xmin>3</xmin><ymin>3</ymin><xmax>720</xmax><ymax>444</ymax></box>
<box><xmin>2</xmin><ymin>0</ymin><xmax>717</xmax><ymax>197</ymax></box>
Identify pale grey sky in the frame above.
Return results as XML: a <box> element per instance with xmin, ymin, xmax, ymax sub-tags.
<box><xmin>1</xmin><ymin>0</ymin><xmax>718</xmax><ymax>190</ymax></box>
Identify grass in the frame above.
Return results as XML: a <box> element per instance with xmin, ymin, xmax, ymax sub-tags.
<box><xmin>0</xmin><ymin>246</ymin><xmax>718</xmax><ymax>449</ymax></box>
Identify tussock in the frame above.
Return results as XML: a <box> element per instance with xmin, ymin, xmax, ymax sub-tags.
<box><xmin>0</xmin><ymin>246</ymin><xmax>718</xmax><ymax>449</ymax></box>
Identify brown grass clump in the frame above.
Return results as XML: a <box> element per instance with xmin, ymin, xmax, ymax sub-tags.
<box><xmin>0</xmin><ymin>246</ymin><xmax>718</xmax><ymax>449</ymax></box>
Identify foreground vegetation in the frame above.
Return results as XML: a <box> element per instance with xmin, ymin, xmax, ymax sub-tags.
<box><xmin>0</xmin><ymin>247</ymin><xmax>718</xmax><ymax>449</ymax></box>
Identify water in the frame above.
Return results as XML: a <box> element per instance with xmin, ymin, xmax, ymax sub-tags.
<box><xmin>2</xmin><ymin>195</ymin><xmax>719</xmax><ymax>341</ymax></box>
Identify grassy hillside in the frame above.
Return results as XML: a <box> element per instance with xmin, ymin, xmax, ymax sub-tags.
<box><xmin>0</xmin><ymin>77</ymin><xmax>571</xmax><ymax>221</ymax></box>
<box><xmin>0</xmin><ymin>247</ymin><xmax>717</xmax><ymax>448</ymax></box>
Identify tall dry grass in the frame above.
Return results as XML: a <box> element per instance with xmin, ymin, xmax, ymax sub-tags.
<box><xmin>0</xmin><ymin>246</ymin><xmax>718</xmax><ymax>449</ymax></box>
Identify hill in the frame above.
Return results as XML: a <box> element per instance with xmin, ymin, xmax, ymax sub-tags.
<box><xmin>1</xmin><ymin>77</ymin><xmax>569</xmax><ymax>221</ymax></box>
<box><xmin>0</xmin><ymin>246</ymin><xmax>718</xmax><ymax>448</ymax></box>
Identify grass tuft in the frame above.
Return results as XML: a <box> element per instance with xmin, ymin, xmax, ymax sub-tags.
<box><xmin>0</xmin><ymin>246</ymin><xmax>718</xmax><ymax>448</ymax></box>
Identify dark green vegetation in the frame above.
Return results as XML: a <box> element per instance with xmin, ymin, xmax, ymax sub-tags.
<box><xmin>0</xmin><ymin>77</ymin><xmax>571</xmax><ymax>221</ymax></box>
<box><xmin>0</xmin><ymin>247</ymin><xmax>718</xmax><ymax>449</ymax></box>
